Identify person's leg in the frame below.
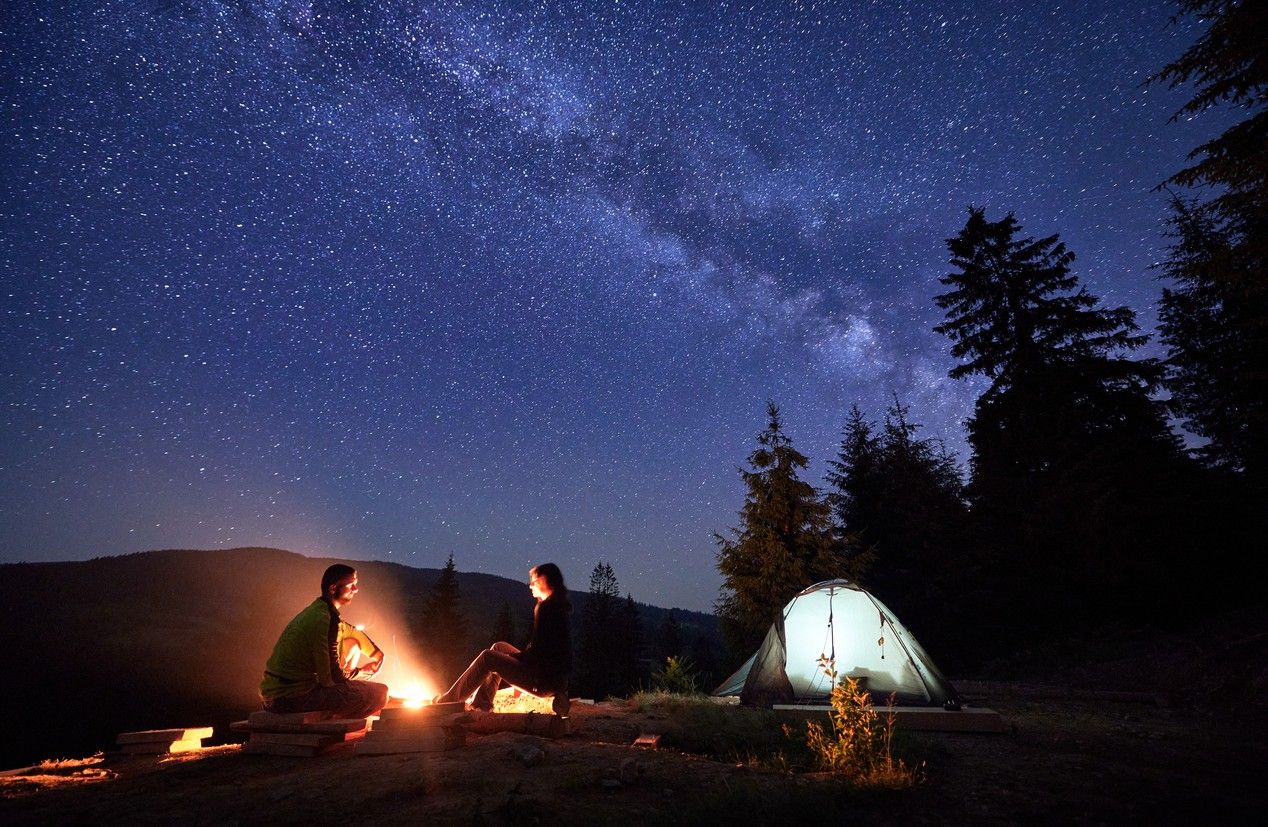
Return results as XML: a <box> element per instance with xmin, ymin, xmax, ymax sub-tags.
<box><xmin>440</xmin><ymin>645</ymin><xmax>536</xmax><ymax>709</ymax></box>
<box><xmin>470</xmin><ymin>641</ymin><xmax>522</xmax><ymax>708</ymax></box>
<box><xmin>334</xmin><ymin>680</ymin><xmax>389</xmax><ymax>718</ymax></box>
<box><xmin>264</xmin><ymin>681</ymin><xmax>388</xmax><ymax>718</ymax></box>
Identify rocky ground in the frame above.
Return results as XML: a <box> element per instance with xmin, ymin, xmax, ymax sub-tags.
<box><xmin>2</xmin><ymin>689</ymin><xmax>1264</xmax><ymax>826</ymax></box>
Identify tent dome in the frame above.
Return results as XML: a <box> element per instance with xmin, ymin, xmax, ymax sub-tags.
<box><xmin>714</xmin><ymin>579</ymin><xmax>956</xmax><ymax>707</ymax></box>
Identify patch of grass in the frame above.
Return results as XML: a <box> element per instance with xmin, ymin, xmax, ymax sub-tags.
<box><xmin>627</xmin><ymin>692</ymin><xmax>813</xmax><ymax>768</ymax></box>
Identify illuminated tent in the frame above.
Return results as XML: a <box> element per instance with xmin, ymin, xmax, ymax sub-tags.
<box><xmin>713</xmin><ymin>579</ymin><xmax>957</xmax><ymax>707</ymax></box>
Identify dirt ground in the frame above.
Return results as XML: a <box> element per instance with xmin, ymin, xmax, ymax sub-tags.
<box><xmin>2</xmin><ymin>691</ymin><xmax>1264</xmax><ymax>826</ymax></box>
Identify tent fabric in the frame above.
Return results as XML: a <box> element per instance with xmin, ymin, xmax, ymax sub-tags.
<box><xmin>713</xmin><ymin>579</ymin><xmax>957</xmax><ymax>707</ymax></box>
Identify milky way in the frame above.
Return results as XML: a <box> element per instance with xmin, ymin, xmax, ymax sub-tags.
<box><xmin>0</xmin><ymin>1</ymin><xmax>1231</xmax><ymax>610</ymax></box>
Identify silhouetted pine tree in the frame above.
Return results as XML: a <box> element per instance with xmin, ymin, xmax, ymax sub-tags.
<box><xmin>825</xmin><ymin>405</ymin><xmax>882</xmax><ymax>551</ymax></box>
<box><xmin>715</xmin><ymin>401</ymin><xmax>869</xmax><ymax>656</ymax></box>
<box><xmin>825</xmin><ymin>398</ymin><xmax>967</xmax><ymax>661</ymax></box>
<box><xmin>492</xmin><ymin>600</ymin><xmax>517</xmax><ymax>647</ymax></box>
<box><xmin>418</xmin><ymin>553</ymin><xmax>468</xmax><ymax>685</ymax></box>
<box><xmin>655</xmin><ymin>609</ymin><xmax>684</xmax><ymax>663</ymax></box>
<box><xmin>935</xmin><ymin>209</ymin><xmax>1186</xmax><ymax>632</ymax></box>
<box><xmin>615</xmin><ymin>594</ymin><xmax>645</xmax><ymax>694</ymax></box>
<box><xmin>574</xmin><ymin>562</ymin><xmax>620</xmax><ymax>699</ymax></box>
<box><xmin>1158</xmin><ymin>196</ymin><xmax>1255</xmax><ymax>471</ymax></box>
<box><xmin>1153</xmin><ymin>0</ymin><xmax>1268</xmax><ymax>483</ymax></box>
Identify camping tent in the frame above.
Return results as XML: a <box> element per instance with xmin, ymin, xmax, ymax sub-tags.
<box><xmin>714</xmin><ymin>579</ymin><xmax>957</xmax><ymax>707</ymax></box>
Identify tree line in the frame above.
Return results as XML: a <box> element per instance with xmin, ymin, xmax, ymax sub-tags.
<box><xmin>716</xmin><ymin>0</ymin><xmax>1265</xmax><ymax>670</ymax></box>
<box><xmin>413</xmin><ymin>554</ymin><xmax>718</xmax><ymax>700</ymax></box>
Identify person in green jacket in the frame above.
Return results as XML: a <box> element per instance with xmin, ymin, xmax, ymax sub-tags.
<box><xmin>260</xmin><ymin>564</ymin><xmax>389</xmax><ymax>718</ymax></box>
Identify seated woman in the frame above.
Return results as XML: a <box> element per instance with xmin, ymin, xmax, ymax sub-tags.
<box><xmin>437</xmin><ymin>563</ymin><xmax>572</xmax><ymax>715</ymax></box>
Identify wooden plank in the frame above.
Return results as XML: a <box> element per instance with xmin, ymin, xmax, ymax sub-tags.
<box><xmin>121</xmin><ymin>739</ymin><xmax>204</xmax><ymax>754</ymax></box>
<box><xmin>465</xmin><ymin>712</ymin><xmax>570</xmax><ymax>738</ymax></box>
<box><xmin>248</xmin><ymin>710</ymin><xmax>328</xmax><ymax>727</ymax></box>
<box><xmin>247</xmin><ymin>732</ymin><xmax>342</xmax><ymax>747</ymax></box>
<box><xmin>232</xmin><ymin>717</ymin><xmax>368</xmax><ymax>734</ymax></box>
<box><xmin>369</xmin><ymin>713</ymin><xmax>466</xmax><ymax>733</ymax></box>
<box><xmin>356</xmin><ymin>728</ymin><xmax>462</xmax><ymax>755</ymax></box>
<box><xmin>118</xmin><ymin>727</ymin><xmax>212</xmax><ymax>745</ymax></box>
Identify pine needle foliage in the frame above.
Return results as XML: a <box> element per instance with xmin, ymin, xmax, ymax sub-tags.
<box><xmin>1153</xmin><ymin>0</ymin><xmax>1268</xmax><ymax>481</ymax></box>
<box><xmin>716</xmin><ymin>402</ymin><xmax>869</xmax><ymax>654</ymax></box>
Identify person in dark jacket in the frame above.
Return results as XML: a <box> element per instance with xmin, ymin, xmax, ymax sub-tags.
<box><xmin>260</xmin><ymin>564</ymin><xmax>389</xmax><ymax>718</ymax></box>
<box><xmin>437</xmin><ymin>563</ymin><xmax>572</xmax><ymax>715</ymax></box>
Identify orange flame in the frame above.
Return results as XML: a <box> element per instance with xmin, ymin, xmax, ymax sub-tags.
<box><xmin>389</xmin><ymin>680</ymin><xmax>437</xmax><ymax>708</ymax></box>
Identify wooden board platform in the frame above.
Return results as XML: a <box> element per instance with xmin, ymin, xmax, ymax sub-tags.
<box><xmin>120</xmin><ymin>739</ymin><xmax>204</xmax><ymax>754</ymax></box>
<box><xmin>355</xmin><ymin>727</ymin><xmax>464</xmax><ymax>755</ymax></box>
<box><xmin>117</xmin><ymin>727</ymin><xmax>213</xmax><ymax>745</ymax></box>
<box><xmin>231</xmin><ymin>717</ymin><xmax>368</xmax><ymax>735</ymax></box>
<box><xmin>369</xmin><ymin>713</ymin><xmax>467</xmax><ymax>734</ymax></box>
<box><xmin>235</xmin><ymin>710</ymin><xmax>376</xmax><ymax>756</ymax></box>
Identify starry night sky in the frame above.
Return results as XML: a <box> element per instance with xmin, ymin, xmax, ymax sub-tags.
<box><xmin>0</xmin><ymin>1</ymin><xmax>1230</xmax><ymax>611</ymax></box>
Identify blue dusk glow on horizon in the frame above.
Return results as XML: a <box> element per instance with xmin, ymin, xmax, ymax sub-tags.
<box><xmin>0</xmin><ymin>1</ymin><xmax>1228</xmax><ymax>611</ymax></box>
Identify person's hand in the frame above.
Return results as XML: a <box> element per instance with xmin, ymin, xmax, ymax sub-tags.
<box><xmin>362</xmin><ymin>651</ymin><xmax>385</xmax><ymax>676</ymax></box>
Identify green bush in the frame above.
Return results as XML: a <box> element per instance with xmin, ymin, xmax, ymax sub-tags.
<box><xmin>803</xmin><ymin>661</ymin><xmax>922</xmax><ymax>789</ymax></box>
<box><xmin>650</xmin><ymin>656</ymin><xmax>701</xmax><ymax>695</ymax></box>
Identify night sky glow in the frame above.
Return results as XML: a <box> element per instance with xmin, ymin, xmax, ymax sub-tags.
<box><xmin>1</xmin><ymin>1</ymin><xmax>1230</xmax><ymax>610</ymax></box>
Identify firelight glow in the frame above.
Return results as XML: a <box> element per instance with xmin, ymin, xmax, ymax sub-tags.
<box><xmin>390</xmin><ymin>681</ymin><xmax>437</xmax><ymax>709</ymax></box>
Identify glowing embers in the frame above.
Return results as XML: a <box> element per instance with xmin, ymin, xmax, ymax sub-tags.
<box><xmin>387</xmin><ymin>681</ymin><xmax>437</xmax><ymax>709</ymax></box>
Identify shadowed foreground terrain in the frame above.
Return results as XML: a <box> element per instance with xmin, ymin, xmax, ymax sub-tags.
<box><xmin>2</xmin><ymin>692</ymin><xmax>1264</xmax><ymax>825</ymax></box>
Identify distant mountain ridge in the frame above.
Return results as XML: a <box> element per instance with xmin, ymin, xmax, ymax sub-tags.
<box><xmin>2</xmin><ymin>547</ymin><xmax>718</xmax><ymax>767</ymax></box>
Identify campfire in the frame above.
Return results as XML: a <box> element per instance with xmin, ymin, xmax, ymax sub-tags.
<box><xmin>387</xmin><ymin>682</ymin><xmax>435</xmax><ymax>709</ymax></box>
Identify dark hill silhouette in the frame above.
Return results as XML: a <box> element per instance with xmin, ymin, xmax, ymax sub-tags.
<box><xmin>2</xmin><ymin>547</ymin><xmax>718</xmax><ymax>768</ymax></box>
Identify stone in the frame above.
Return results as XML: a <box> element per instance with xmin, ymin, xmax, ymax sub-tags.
<box><xmin>632</xmin><ymin>733</ymin><xmax>660</xmax><ymax>749</ymax></box>
<box><xmin>508</xmin><ymin>744</ymin><xmax>545</xmax><ymax>767</ymax></box>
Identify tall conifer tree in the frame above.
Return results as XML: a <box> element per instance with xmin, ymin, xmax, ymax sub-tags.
<box><xmin>418</xmin><ymin>553</ymin><xmax>468</xmax><ymax>684</ymax></box>
<box><xmin>1158</xmin><ymin>196</ymin><xmax>1251</xmax><ymax>471</ymax></box>
<box><xmin>575</xmin><ymin>562</ymin><xmax>621</xmax><ymax>699</ymax></box>
<box><xmin>825</xmin><ymin>405</ymin><xmax>882</xmax><ymax>551</ymax></box>
<box><xmin>825</xmin><ymin>399</ymin><xmax>965</xmax><ymax>656</ymax></box>
<box><xmin>935</xmin><ymin>209</ymin><xmax>1184</xmax><ymax>630</ymax></box>
<box><xmin>1153</xmin><ymin>0</ymin><xmax>1268</xmax><ymax>481</ymax></box>
<box><xmin>492</xmin><ymin>600</ymin><xmax>517</xmax><ymax>647</ymax></box>
<box><xmin>715</xmin><ymin>402</ymin><xmax>867</xmax><ymax>655</ymax></box>
<box><xmin>935</xmin><ymin>208</ymin><xmax>1175</xmax><ymax>486</ymax></box>
<box><xmin>616</xmin><ymin>594</ymin><xmax>645</xmax><ymax>694</ymax></box>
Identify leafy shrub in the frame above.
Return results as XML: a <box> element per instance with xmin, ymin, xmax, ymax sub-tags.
<box><xmin>650</xmin><ymin>655</ymin><xmax>701</xmax><ymax>695</ymax></box>
<box><xmin>803</xmin><ymin>662</ymin><xmax>922</xmax><ymax>789</ymax></box>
